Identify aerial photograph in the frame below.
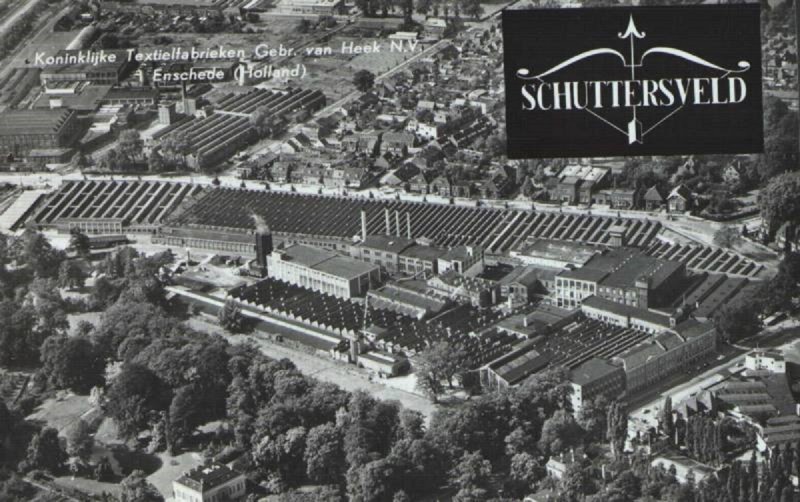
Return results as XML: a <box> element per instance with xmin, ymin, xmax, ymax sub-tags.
<box><xmin>0</xmin><ymin>0</ymin><xmax>797</xmax><ymax>500</ymax></box>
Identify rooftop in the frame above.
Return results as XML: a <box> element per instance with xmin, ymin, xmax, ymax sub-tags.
<box><xmin>359</xmin><ymin>234</ymin><xmax>416</xmax><ymax>254</ymax></box>
<box><xmin>487</xmin><ymin>339</ymin><xmax>551</xmax><ymax>385</ymax></box>
<box><xmin>277</xmin><ymin>244</ymin><xmax>379</xmax><ymax>280</ymax></box>
<box><xmin>569</xmin><ymin>357</ymin><xmax>621</xmax><ymax>386</ymax></box>
<box><xmin>175</xmin><ymin>464</ymin><xmax>243</xmax><ymax>493</ymax></box>
<box><xmin>516</xmin><ymin>238</ymin><xmax>597</xmax><ymax>266</ymax></box>
<box><xmin>0</xmin><ymin>109</ymin><xmax>75</xmax><ymax>136</ymax></box>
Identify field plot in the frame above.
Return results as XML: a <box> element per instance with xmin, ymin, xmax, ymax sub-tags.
<box><xmin>346</xmin><ymin>38</ymin><xmax>424</xmax><ymax>73</ymax></box>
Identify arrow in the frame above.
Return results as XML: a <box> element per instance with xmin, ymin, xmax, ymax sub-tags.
<box><xmin>618</xmin><ymin>16</ymin><xmax>646</xmax><ymax>144</ymax></box>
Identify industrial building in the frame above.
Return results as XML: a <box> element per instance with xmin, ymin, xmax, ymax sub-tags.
<box><xmin>555</xmin><ymin>248</ymin><xmax>686</xmax><ymax>309</ymax></box>
<box><xmin>0</xmin><ymin>109</ymin><xmax>81</xmax><ymax>158</ymax></box>
<box><xmin>267</xmin><ymin>244</ymin><xmax>381</xmax><ymax>299</ymax></box>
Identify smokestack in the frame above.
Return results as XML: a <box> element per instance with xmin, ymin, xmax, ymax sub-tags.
<box><xmin>395</xmin><ymin>211</ymin><xmax>401</xmax><ymax>237</ymax></box>
<box><xmin>360</xmin><ymin>209</ymin><xmax>367</xmax><ymax>242</ymax></box>
<box><xmin>406</xmin><ymin>213</ymin><xmax>411</xmax><ymax>239</ymax></box>
<box><xmin>384</xmin><ymin>208</ymin><xmax>390</xmax><ymax>235</ymax></box>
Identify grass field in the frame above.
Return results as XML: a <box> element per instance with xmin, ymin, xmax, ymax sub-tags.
<box><xmin>27</xmin><ymin>392</ymin><xmax>94</xmax><ymax>435</ymax></box>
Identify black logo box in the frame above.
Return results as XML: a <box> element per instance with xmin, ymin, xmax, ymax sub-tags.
<box><xmin>502</xmin><ymin>4</ymin><xmax>763</xmax><ymax>159</ymax></box>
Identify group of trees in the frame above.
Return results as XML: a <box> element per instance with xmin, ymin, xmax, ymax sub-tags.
<box><xmin>96</xmin><ymin>130</ymin><xmax>145</xmax><ymax>172</ymax></box>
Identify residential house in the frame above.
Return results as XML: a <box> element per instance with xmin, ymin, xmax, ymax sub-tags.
<box><xmin>643</xmin><ymin>185</ymin><xmax>665</xmax><ymax>211</ymax></box>
<box><xmin>667</xmin><ymin>185</ymin><xmax>693</xmax><ymax>212</ymax></box>
<box><xmin>429</xmin><ymin>175</ymin><xmax>453</xmax><ymax>197</ymax></box>
<box><xmin>595</xmin><ymin>188</ymin><xmax>640</xmax><ymax>209</ymax></box>
<box><xmin>407</xmin><ymin>171</ymin><xmax>431</xmax><ymax>194</ymax></box>
<box><xmin>381</xmin><ymin>132</ymin><xmax>415</xmax><ymax>156</ymax></box>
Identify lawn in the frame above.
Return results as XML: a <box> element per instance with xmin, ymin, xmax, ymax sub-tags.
<box><xmin>27</xmin><ymin>392</ymin><xmax>94</xmax><ymax>435</ymax></box>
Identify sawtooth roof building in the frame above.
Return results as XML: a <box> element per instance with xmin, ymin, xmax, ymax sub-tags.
<box><xmin>0</xmin><ymin>109</ymin><xmax>81</xmax><ymax>157</ymax></box>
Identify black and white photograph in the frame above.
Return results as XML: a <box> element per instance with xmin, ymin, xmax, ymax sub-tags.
<box><xmin>0</xmin><ymin>0</ymin><xmax>797</xmax><ymax>500</ymax></box>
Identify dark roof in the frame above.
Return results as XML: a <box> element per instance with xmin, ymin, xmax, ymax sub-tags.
<box><xmin>175</xmin><ymin>464</ymin><xmax>243</xmax><ymax>492</ymax></box>
<box><xmin>600</xmin><ymin>253</ymin><xmax>683</xmax><ymax>290</ymax></box>
<box><xmin>569</xmin><ymin>357</ymin><xmax>621</xmax><ymax>386</ymax></box>
<box><xmin>644</xmin><ymin>185</ymin><xmax>665</xmax><ymax>201</ymax></box>
<box><xmin>499</xmin><ymin>265</ymin><xmax>543</xmax><ymax>288</ymax></box>
<box><xmin>487</xmin><ymin>339</ymin><xmax>551</xmax><ymax>385</ymax></box>
<box><xmin>400</xmin><ymin>243</ymin><xmax>446</xmax><ymax>261</ymax></box>
<box><xmin>0</xmin><ymin>109</ymin><xmax>74</xmax><ymax>136</ymax></box>
<box><xmin>359</xmin><ymin>234</ymin><xmax>415</xmax><ymax>254</ymax></box>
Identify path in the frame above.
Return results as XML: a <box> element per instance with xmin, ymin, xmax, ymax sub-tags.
<box><xmin>187</xmin><ymin>317</ymin><xmax>438</xmax><ymax>421</ymax></box>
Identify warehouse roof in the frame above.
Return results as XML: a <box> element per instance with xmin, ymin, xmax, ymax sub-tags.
<box><xmin>0</xmin><ymin>109</ymin><xmax>75</xmax><ymax>136</ymax></box>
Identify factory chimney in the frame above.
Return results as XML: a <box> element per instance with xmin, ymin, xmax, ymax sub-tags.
<box><xmin>406</xmin><ymin>213</ymin><xmax>411</xmax><ymax>239</ymax></box>
<box><xmin>360</xmin><ymin>209</ymin><xmax>367</xmax><ymax>242</ymax></box>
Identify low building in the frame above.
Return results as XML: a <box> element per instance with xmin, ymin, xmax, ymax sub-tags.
<box><xmin>498</xmin><ymin>265</ymin><xmax>554</xmax><ymax>303</ymax></box>
<box><xmin>551</xmin><ymin>165</ymin><xmax>610</xmax><ymax>205</ymax></box>
<box><xmin>595</xmin><ymin>188</ymin><xmax>640</xmax><ymax>209</ymax></box>
<box><xmin>580</xmin><ymin>296</ymin><xmax>672</xmax><ymax>334</ymax></box>
<box><xmin>40</xmin><ymin>49</ymin><xmax>133</xmax><ymax>85</ymax></box>
<box><xmin>367</xmin><ymin>281</ymin><xmax>449</xmax><ymax>320</ymax></box>
<box><xmin>438</xmin><ymin>244</ymin><xmax>484</xmax><ymax>277</ymax></box>
<box><xmin>359</xmin><ymin>350</ymin><xmax>409</xmax><ymax>377</ymax></box>
<box><xmin>745</xmin><ymin>349</ymin><xmax>786</xmax><ymax>374</ymax></box>
<box><xmin>667</xmin><ymin>185</ymin><xmax>693</xmax><ymax>212</ymax></box>
<box><xmin>479</xmin><ymin>338</ymin><xmax>551</xmax><ymax>389</ymax></box>
<box><xmin>511</xmin><ymin>239</ymin><xmax>598</xmax><ymax>270</ymax></box>
<box><xmin>173</xmin><ymin>464</ymin><xmax>246</xmax><ymax>502</ymax></box>
<box><xmin>267</xmin><ymin>244</ymin><xmax>381</xmax><ymax>299</ymax></box>
<box><xmin>351</xmin><ymin>234</ymin><xmax>445</xmax><ymax>276</ymax></box>
<box><xmin>643</xmin><ymin>185</ymin><xmax>665</xmax><ymax>211</ymax></box>
<box><xmin>568</xmin><ymin>357</ymin><xmax>626</xmax><ymax>412</ymax></box>
<box><xmin>758</xmin><ymin>416</ymin><xmax>800</xmax><ymax>451</ymax></box>
<box><xmin>428</xmin><ymin>271</ymin><xmax>499</xmax><ymax>307</ymax></box>
<box><xmin>651</xmin><ymin>455</ymin><xmax>715</xmax><ymax>485</ymax></box>
<box><xmin>274</xmin><ymin>0</ymin><xmax>345</xmax><ymax>15</ymax></box>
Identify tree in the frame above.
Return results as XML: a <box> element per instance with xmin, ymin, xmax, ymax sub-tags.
<box><xmin>103</xmin><ymin>364</ymin><xmax>170</xmax><ymax>439</ymax></box>
<box><xmin>218</xmin><ymin>298</ymin><xmax>245</xmax><ymax>333</ymax></box>
<box><xmin>353</xmin><ymin>70</ymin><xmax>376</xmax><ymax>93</ymax></box>
<box><xmin>94</xmin><ymin>456</ymin><xmax>114</xmax><ymax>482</ymax></box>
<box><xmin>68</xmin><ymin>227</ymin><xmax>91</xmax><ymax>258</ymax></box>
<box><xmin>450</xmin><ymin>450</ymin><xmax>492</xmax><ymax>501</ymax></box>
<box><xmin>460</xmin><ymin>0</ymin><xmax>483</xmax><ymax>19</ymax></box>
<box><xmin>168</xmin><ymin>384</ymin><xmax>205</xmax><ymax>453</ymax></box>
<box><xmin>57</xmin><ymin>259</ymin><xmax>87</xmax><ymax>290</ymax></box>
<box><xmin>13</xmin><ymin>230</ymin><xmax>65</xmax><ymax>278</ymax></box>
<box><xmin>66</xmin><ymin>419</ymin><xmax>93</xmax><ymax>461</ymax></box>
<box><xmin>661</xmin><ymin>396</ymin><xmax>675</xmax><ymax>440</ymax></box>
<box><xmin>507</xmin><ymin>452</ymin><xmax>543</xmax><ymax>497</ymax></box>
<box><xmin>119</xmin><ymin>470</ymin><xmax>163</xmax><ymax>502</ymax></box>
<box><xmin>20</xmin><ymin>427</ymin><xmax>67</xmax><ymax>474</ymax></box>
<box><xmin>147</xmin><ymin>150</ymin><xmax>166</xmax><ymax>173</ymax></box>
<box><xmin>576</xmin><ymin>395</ymin><xmax>609</xmax><ymax>442</ymax></box>
<box><xmin>539</xmin><ymin>409</ymin><xmax>583</xmax><ymax>456</ymax></box>
<box><xmin>415</xmin><ymin>341</ymin><xmax>467</xmax><ymax>390</ymax></box>
<box><xmin>607</xmin><ymin>400</ymin><xmax>628</xmax><ymax>459</ymax></box>
<box><xmin>296</xmin><ymin>18</ymin><xmax>312</xmax><ymax>33</ymax></box>
<box><xmin>713</xmin><ymin>226</ymin><xmax>742</xmax><ymax>249</ymax></box>
<box><xmin>714</xmin><ymin>298</ymin><xmax>761</xmax><ymax>342</ymax></box>
<box><xmin>305</xmin><ymin>422</ymin><xmax>345</xmax><ymax>484</ymax></box>
<box><xmin>760</xmin><ymin>172</ymin><xmax>800</xmax><ymax>249</ymax></box>
<box><xmin>39</xmin><ymin>335</ymin><xmax>105</xmax><ymax>394</ymax></box>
